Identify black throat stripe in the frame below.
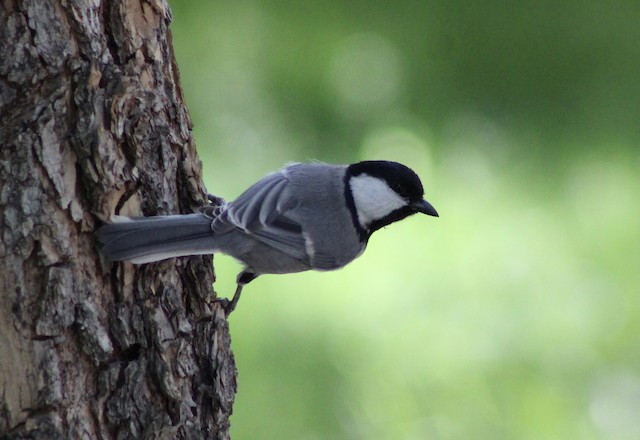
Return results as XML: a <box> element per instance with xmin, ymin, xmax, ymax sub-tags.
<box><xmin>343</xmin><ymin>173</ymin><xmax>369</xmax><ymax>243</ymax></box>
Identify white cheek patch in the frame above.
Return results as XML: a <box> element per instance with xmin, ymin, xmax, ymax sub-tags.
<box><xmin>350</xmin><ymin>174</ymin><xmax>407</xmax><ymax>228</ymax></box>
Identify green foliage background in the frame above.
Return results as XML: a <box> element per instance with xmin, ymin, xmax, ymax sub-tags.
<box><xmin>169</xmin><ymin>1</ymin><xmax>640</xmax><ymax>438</ymax></box>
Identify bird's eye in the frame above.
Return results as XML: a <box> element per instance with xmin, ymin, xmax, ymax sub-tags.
<box><xmin>392</xmin><ymin>183</ymin><xmax>406</xmax><ymax>196</ymax></box>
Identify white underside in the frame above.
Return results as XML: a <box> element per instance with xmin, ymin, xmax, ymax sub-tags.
<box><xmin>128</xmin><ymin>249</ymin><xmax>216</xmax><ymax>264</ymax></box>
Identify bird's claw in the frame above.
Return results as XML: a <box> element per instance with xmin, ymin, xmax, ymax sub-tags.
<box><xmin>216</xmin><ymin>298</ymin><xmax>235</xmax><ymax>317</ymax></box>
<box><xmin>207</xmin><ymin>194</ymin><xmax>226</xmax><ymax>207</ymax></box>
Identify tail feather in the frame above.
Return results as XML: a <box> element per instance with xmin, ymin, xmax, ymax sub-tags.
<box><xmin>97</xmin><ymin>214</ymin><xmax>216</xmax><ymax>264</ymax></box>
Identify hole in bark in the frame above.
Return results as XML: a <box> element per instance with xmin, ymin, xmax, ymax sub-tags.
<box><xmin>120</xmin><ymin>343</ymin><xmax>142</xmax><ymax>361</ymax></box>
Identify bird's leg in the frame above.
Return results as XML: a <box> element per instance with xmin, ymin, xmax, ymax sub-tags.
<box><xmin>219</xmin><ymin>271</ymin><xmax>257</xmax><ymax>317</ymax></box>
<box><xmin>222</xmin><ymin>283</ymin><xmax>244</xmax><ymax>317</ymax></box>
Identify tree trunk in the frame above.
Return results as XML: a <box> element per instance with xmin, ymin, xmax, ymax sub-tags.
<box><xmin>0</xmin><ymin>1</ymin><xmax>236</xmax><ymax>439</ymax></box>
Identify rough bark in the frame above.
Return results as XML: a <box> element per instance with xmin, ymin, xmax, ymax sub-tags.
<box><xmin>0</xmin><ymin>1</ymin><xmax>236</xmax><ymax>439</ymax></box>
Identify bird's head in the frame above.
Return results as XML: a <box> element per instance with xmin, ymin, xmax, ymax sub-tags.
<box><xmin>346</xmin><ymin>160</ymin><xmax>438</xmax><ymax>234</ymax></box>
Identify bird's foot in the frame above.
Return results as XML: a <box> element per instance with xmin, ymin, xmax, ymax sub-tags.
<box><xmin>217</xmin><ymin>283</ymin><xmax>244</xmax><ymax>317</ymax></box>
<box><xmin>216</xmin><ymin>298</ymin><xmax>235</xmax><ymax>317</ymax></box>
<box><xmin>200</xmin><ymin>194</ymin><xmax>227</xmax><ymax>218</ymax></box>
<box><xmin>207</xmin><ymin>194</ymin><xmax>226</xmax><ymax>207</ymax></box>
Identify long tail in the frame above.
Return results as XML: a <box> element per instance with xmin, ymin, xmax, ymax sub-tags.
<box><xmin>97</xmin><ymin>214</ymin><xmax>216</xmax><ymax>264</ymax></box>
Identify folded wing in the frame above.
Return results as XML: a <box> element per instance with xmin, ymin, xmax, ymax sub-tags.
<box><xmin>213</xmin><ymin>170</ymin><xmax>312</xmax><ymax>264</ymax></box>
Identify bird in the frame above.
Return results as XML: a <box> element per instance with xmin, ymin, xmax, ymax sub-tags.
<box><xmin>97</xmin><ymin>160</ymin><xmax>438</xmax><ymax>314</ymax></box>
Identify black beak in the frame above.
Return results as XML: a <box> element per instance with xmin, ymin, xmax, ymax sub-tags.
<box><xmin>412</xmin><ymin>199</ymin><xmax>439</xmax><ymax>217</ymax></box>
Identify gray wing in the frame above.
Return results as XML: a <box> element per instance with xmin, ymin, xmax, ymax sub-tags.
<box><xmin>213</xmin><ymin>169</ymin><xmax>312</xmax><ymax>263</ymax></box>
